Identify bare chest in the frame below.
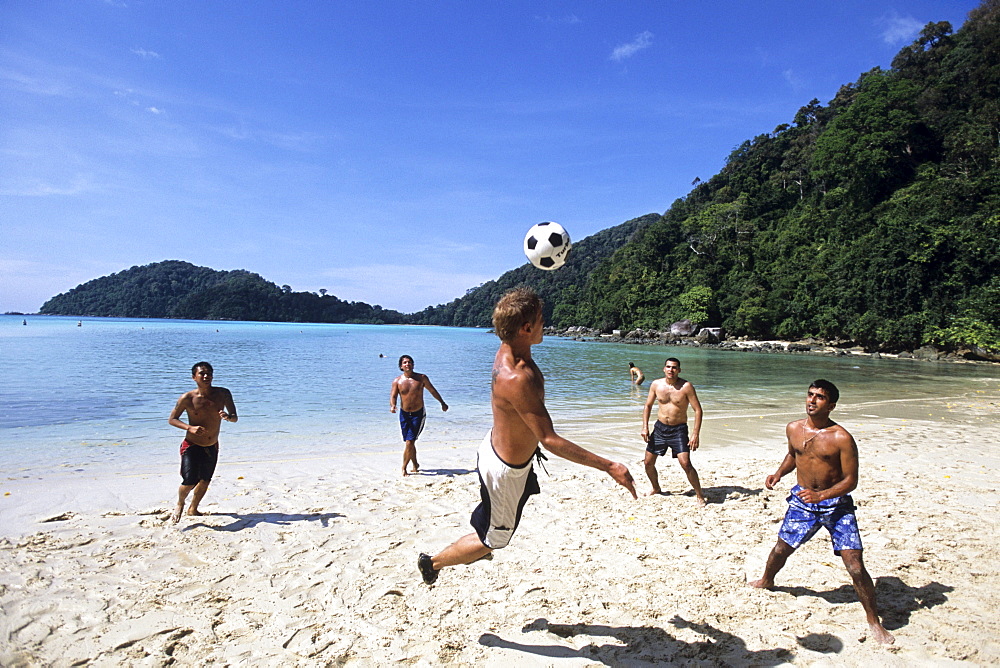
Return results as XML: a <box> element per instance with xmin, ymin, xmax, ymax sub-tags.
<box><xmin>397</xmin><ymin>377</ymin><xmax>423</xmax><ymax>394</ymax></box>
<box><xmin>792</xmin><ymin>434</ymin><xmax>840</xmax><ymax>463</ymax></box>
<box><xmin>655</xmin><ymin>386</ymin><xmax>687</xmax><ymax>407</ymax></box>
<box><xmin>190</xmin><ymin>393</ymin><xmax>221</xmax><ymax>415</ymax></box>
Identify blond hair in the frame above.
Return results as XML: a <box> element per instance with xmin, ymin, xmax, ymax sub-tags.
<box><xmin>492</xmin><ymin>287</ymin><xmax>543</xmax><ymax>343</ymax></box>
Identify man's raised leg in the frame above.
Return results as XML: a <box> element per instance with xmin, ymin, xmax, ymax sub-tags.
<box><xmin>419</xmin><ymin>533</ymin><xmax>492</xmax><ymax>584</ymax></box>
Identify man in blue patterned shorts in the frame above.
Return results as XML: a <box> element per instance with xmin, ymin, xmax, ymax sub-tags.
<box><xmin>750</xmin><ymin>380</ymin><xmax>895</xmax><ymax>645</ymax></box>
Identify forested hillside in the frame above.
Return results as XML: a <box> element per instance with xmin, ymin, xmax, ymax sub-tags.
<box><xmin>407</xmin><ymin>214</ymin><xmax>660</xmax><ymax>327</ymax></box>
<box><xmin>39</xmin><ymin>260</ymin><xmax>404</xmax><ymax>324</ymax></box>
<box><xmin>559</xmin><ymin>2</ymin><xmax>999</xmax><ymax>352</ymax></box>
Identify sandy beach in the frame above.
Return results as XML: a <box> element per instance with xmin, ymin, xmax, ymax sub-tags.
<box><xmin>2</xmin><ymin>389</ymin><xmax>999</xmax><ymax>666</ymax></box>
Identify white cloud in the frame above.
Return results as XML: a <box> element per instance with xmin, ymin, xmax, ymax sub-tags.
<box><xmin>610</xmin><ymin>31</ymin><xmax>653</xmax><ymax>62</ymax></box>
<box><xmin>879</xmin><ymin>12</ymin><xmax>924</xmax><ymax>45</ymax></box>
<box><xmin>131</xmin><ymin>48</ymin><xmax>161</xmax><ymax>59</ymax></box>
<box><xmin>146</xmin><ymin>106</ymin><xmax>164</xmax><ymax>114</ymax></box>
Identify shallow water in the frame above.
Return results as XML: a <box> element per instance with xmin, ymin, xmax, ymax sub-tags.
<box><xmin>2</xmin><ymin>315</ymin><xmax>997</xmax><ymax>477</ymax></box>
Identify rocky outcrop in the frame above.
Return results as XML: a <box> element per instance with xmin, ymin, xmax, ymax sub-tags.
<box><xmin>670</xmin><ymin>320</ymin><xmax>696</xmax><ymax>336</ymax></box>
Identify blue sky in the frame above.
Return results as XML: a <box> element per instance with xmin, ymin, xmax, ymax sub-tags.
<box><xmin>1</xmin><ymin>1</ymin><xmax>981</xmax><ymax>314</ymax></box>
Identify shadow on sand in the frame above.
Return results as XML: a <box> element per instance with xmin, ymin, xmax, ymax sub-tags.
<box><xmin>479</xmin><ymin>616</ymin><xmax>790</xmax><ymax>666</ymax></box>
<box><xmin>413</xmin><ymin>468</ymin><xmax>477</xmax><ymax>477</ymax></box>
<box><xmin>647</xmin><ymin>485</ymin><xmax>763</xmax><ymax>505</ymax></box>
<box><xmin>772</xmin><ymin>575</ymin><xmax>953</xmax><ymax>631</ymax></box>
<box><xmin>704</xmin><ymin>484</ymin><xmax>763</xmax><ymax>504</ymax></box>
<box><xmin>184</xmin><ymin>511</ymin><xmax>344</xmax><ymax>532</ymax></box>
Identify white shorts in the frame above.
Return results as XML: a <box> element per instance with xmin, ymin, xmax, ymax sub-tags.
<box><xmin>470</xmin><ymin>431</ymin><xmax>540</xmax><ymax>549</ymax></box>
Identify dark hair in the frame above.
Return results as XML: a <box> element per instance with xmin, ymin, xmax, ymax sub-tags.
<box><xmin>809</xmin><ymin>379</ymin><xmax>840</xmax><ymax>404</ymax></box>
<box><xmin>192</xmin><ymin>361</ymin><xmax>213</xmax><ymax>375</ymax></box>
<box><xmin>665</xmin><ymin>357</ymin><xmax>680</xmax><ymax>366</ymax></box>
<box><xmin>628</xmin><ymin>362</ymin><xmax>635</xmax><ymax>368</ymax></box>
<box><xmin>398</xmin><ymin>354</ymin><xmax>414</xmax><ymax>370</ymax></box>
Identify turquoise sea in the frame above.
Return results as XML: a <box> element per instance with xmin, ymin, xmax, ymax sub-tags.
<box><xmin>2</xmin><ymin>315</ymin><xmax>998</xmax><ymax>479</ymax></box>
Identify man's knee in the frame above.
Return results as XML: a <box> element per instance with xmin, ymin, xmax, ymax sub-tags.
<box><xmin>774</xmin><ymin>539</ymin><xmax>796</xmax><ymax>557</ymax></box>
<box><xmin>840</xmin><ymin>550</ymin><xmax>866</xmax><ymax>578</ymax></box>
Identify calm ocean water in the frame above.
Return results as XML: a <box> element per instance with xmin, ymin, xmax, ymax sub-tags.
<box><xmin>2</xmin><ymin>315</ymin><xmax>997</xmax><ymax>477</ymax></box>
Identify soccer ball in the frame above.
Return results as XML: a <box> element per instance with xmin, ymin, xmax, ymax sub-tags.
<box><xmin>523</xmin><ymin>222</ymin><xmax>571</xmax><ymax>270</ymax></box>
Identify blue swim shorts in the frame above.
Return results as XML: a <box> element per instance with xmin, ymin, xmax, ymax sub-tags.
<box><xmin>778</xmin><ymin>484</ymin><xmax>863</xmax><ymax>553</ymax></box>
<box><xmin>399</xmin><ymin>408</ymin><xmax>426</xmax><ymax>442</ymax></box>
<box><xmin>647</xmin><ymin>421</ymin><xmax>690</xmax><ymax>458</ymax></box>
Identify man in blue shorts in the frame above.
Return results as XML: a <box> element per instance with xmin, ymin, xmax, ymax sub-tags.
<box><xmin>390</xmin><ymin>355</ymin><xmax>448</xmax><ymax>476</ymax></box>
<box><xmin>640</xmin><ymin>358</ymin><xmax>705</xmax><ymax>505</ymax></box>
<box><xmin>750</xmin><ymin>380</ymin><xmax>895</xmax><ymax>645</ymax></box>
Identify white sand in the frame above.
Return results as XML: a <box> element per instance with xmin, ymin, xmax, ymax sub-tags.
<box><xmin>2</xmin><ymin>391</ymin><xmax>999</xmax><ymax>666</ymax></box>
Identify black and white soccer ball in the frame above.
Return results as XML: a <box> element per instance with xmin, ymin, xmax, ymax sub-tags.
<box><xmin>523</xmin><ymin>221</ymin><xmax>571</xmax><ymax>270</ymax></box>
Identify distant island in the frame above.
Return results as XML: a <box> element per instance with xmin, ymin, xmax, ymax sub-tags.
<box><xmin>40</xmin><ymin>261</ymin><xmax>406</xmax><ymax>324</ymax></box>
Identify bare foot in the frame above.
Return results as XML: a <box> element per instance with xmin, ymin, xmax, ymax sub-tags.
<box><xmin>171</xmin><ymin>505</ymin><xmax>183</xmax><ymax>524</ymax></box>
<box><xmin>646</xmin><ymin>488</ymin><xmax>663</xmax><ymax>496</ymax></box>
<box><xmin>748</xmin><ymin>578</ymin><xmax>773</xmax><ymax>589</ymax></box>
<box><xmin>696</xmin><ymin>496</ymin><xmax>707</xmax><ymax>507</ymax></box>
<box><xmin>402</xmin><ymin>469</ymin><xmax>409</xmax><ymax>477</ymax></box>
<box><xmin>869</xmin><ymin>623</ymin><xmax>895</xmax><ymax>645</ymax></box>
<box><xmin>187</xmin><ymin>508</ymin><xmax>206</xmax><ymax>517</ymax></box>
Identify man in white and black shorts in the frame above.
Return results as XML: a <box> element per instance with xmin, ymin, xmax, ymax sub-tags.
<box><xmin>417</xmin><ymin>288</ymin><xmax>636</xmax><ymax>584</ymax></box>
<box><xmin>469</xmin><ymin>430</ymin><xmax>543</xmax><ymax>549</ymax></box>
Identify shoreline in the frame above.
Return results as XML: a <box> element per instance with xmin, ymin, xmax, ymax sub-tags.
<box><xmin>550</xmin><ymin>328</ymin><xmax>1000</xmax><ymax>366</ymax></box>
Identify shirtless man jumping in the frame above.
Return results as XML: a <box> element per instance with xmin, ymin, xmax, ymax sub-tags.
<box><xmin>417</xmin><ymin>287</ymin><xmax>636</xmax><ymax>584</ymax></box>
<box><xmin>391</xmin><ymin>355</ymin><xmax>448</xmax><ymax>476</ymax></box>
<box><xmin>640</xmin><ymin>357</ymin><xmax>705</xmax><ymax>505</ymax></box>
<box><xmin>750</xmin><ymin>379</ymin><xmax>895</xmax><ymax>645</ymax></box>
<box><xmin>168</xmin><ymin>362</ymin><xmax>238</xmax><ymax>524</ymax></box>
